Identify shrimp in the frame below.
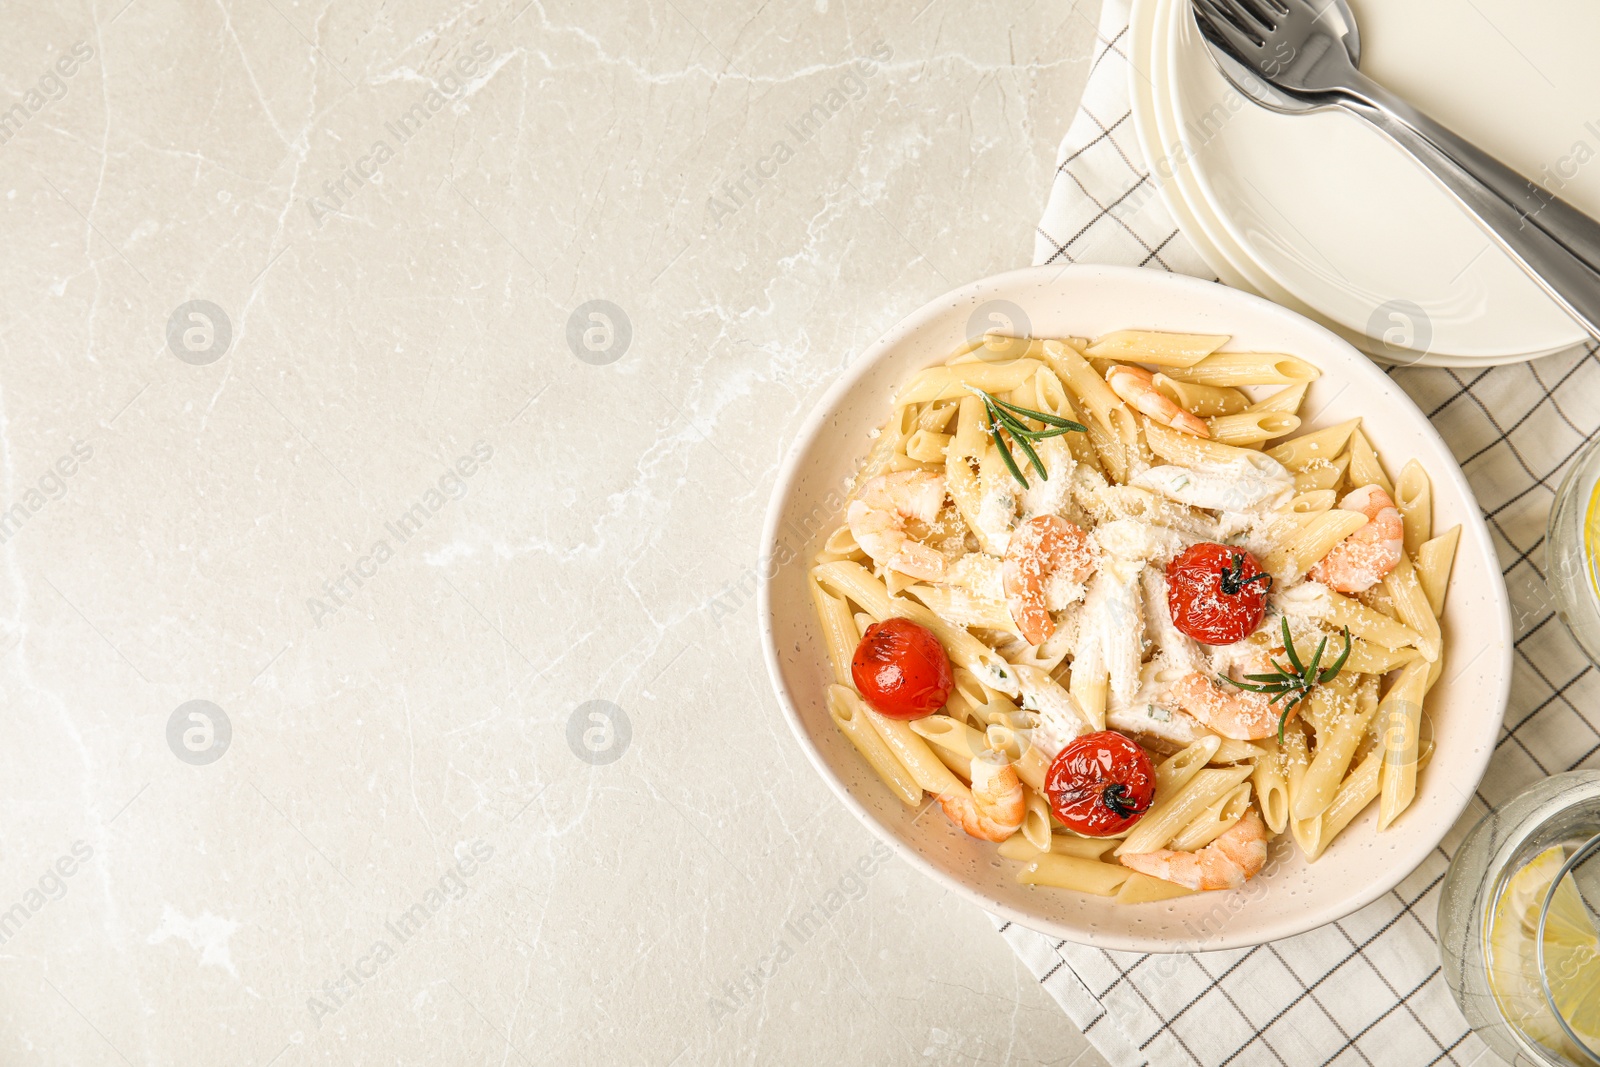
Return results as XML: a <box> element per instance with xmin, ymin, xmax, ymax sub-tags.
<box><xmin>937</xmin><ymin>750</ymin><xmax>1025</xmax><ymax>842</ymax></box>
<box><xmin>1105</xmin><ymin>365</ymin><xmax>1211</xmax><ymax>438</ymax></box>
<box><xmin>1119</xmin><ymin>810</ymin><xmax>1267</xmax><ymax>891</ymax></box>
<box><xmin>1308</xmin><ymin>484</ymin><xmax>1403</xmax><ymax>593</ymax></box>
<box><xmin>1172</xmin><ymin>670</ymin><xmax>1287</xmax><ymax>741</ymax></box>
<box><xmin>1002</xmin><ymin>515</ymin><xmax>1096</xmax><ymax>645</ymax></box>
<box><xmin>847</xmin><ymin>470</ymin><xmax>949</xmax><ymax>582</ymax></box>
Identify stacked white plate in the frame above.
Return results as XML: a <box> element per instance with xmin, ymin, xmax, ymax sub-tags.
<box><xmin>1129</xmin><ymin>0</ymin><xmax>1600</xmax><ymax>366</ymax></box>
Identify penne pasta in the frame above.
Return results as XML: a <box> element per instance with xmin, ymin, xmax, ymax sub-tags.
<box><xmin>1049</xmin><ymin>388</ymin><xmax>1102</xmax><ymax>470</ymax></box>
<box><xmin>814</xmin><ymin>561</ymin><xmax>894</xmax><ymax>619</ymax></box>
<box><xmin>959</xmin><ymin>333</ymin><xmax>1039</xmax><ymax>364</ymax></box>
<box><xmin>945</xmin><ymin>396</ymin><xmax>992</xmax><ymax>551</ymax></box>
<box><xmin>1321</xmin><ymin>589</ymin><xmax>1426</xmax><ymax>650</ymax></box>
<box><xmin>865</xmin><ymin>707</ymin><xmax>966</xmax><ymax>797</ymax></box>
<box><xmin>1292</xmin><ymin>677</ymin><xmax>1378</xmax><ymax>821</ymax></box>
<box><xmin>998</xmin><ymin>833</ymin><xmax>1041</xmax><ymax>861</ymax></box>
<box><xmin>1309</xmin><ymin>747</ymin><xmax>1381</xmax><ymax>861</ymax></box>
<box><xmin>942</xmin><ymin>335</ymin><xmax>994</xmax><ymax>363</ymax></box>
<box><xmin>1162</xmin><ymin>351</ymin><xmax>1322</xmax><ymax>387</ymax></box>
<box><xmin>1116</xmin><ymin>871</ymin><xmax>1198</xmax><ymax>902</ymax></box>
<box><xmin>1417</xmin><ymin>525</ymin><xmax>1461</xmax><ymax>618</ymax></box>
<box><xmin>1143</xmin><ymin>418</ymin><xmax>1264</xmax><ymax>467</ymax></box>
<box><xmin>1085</xmin><ymin>415</ymin><xmax>1130</xmax><ymax>484</ymax></box>
<box><xmin>1211</xmin><ymin>738</ymin><xmax>1265</xmax><ymax>764</ymax></box>
<box><xmin>1153</xmin><ymin>374</ymin><xmax>1249</xmax><ymax>416</ymax></box>
<box><xmin>1021</xmin><ymin>787</ymin><xmax>1052</xmax><ymax>851</ymax></box>
<box><xmin>1342</xmin><ymin>638</ymin><xmax>1420</xmax><ymax>676</ymax></box>
<box><xmin>953</xmin><ymin>667</ymin><xmax>1021</xmax><ymax>718</ymax></box>
<box><xmin>941</xmin><ymin>690</ymin><xmax>984</xmax><ymax>732</ymax></box>
<box><xmin>1252</xmin><ymin>737</ymin><xmax>1290</xmax><ymax>835</ymax></box>
<box><xmin>1266</xmin><ymin>418</ymin><xmax>1362</xmax><ymax>472</ymax></box>
<box><xmin>1018</xmin><ymin>854</ymin><xmax>1132</xmax><ymax>895</ymax></box>
<box><xmin>1069</xmin><ymin>664</ymin><xmax>1109</xmax><ymax>732</ymax></box>
<box><xmin>904</xmin><ymin>428</ymin><xmax>952</xmax><ymax>463</ymax></box>
<box><xmin>1205</xmin><ymin>410</ymin><xmax>1301</xmax><ymax>446</ymax></box>
<box><xmin>1394</xmin><ymin>460</ymin><xmax>1431</xmax><ymax>557</ymax></box>
<box><xmin>918</xmin><ymin>399</ymin><xmax>959</xmax><ymax>433</ymax></box>
<box><xmin>1294</xmin><ymin>669</ymin><xmax>1357</xmax><ymax>740</ymax></box>
<box><xmin>817</xmin><ymin>524</ymin><xmax>865</xmax><ymax>565</ymax></box>
<box><xmin>1157</xmin><ymin>736</ymin><xmax>1222</xmax><ymax>796</ymax></box>
<box><xmin>1247</xmin><ymin>383</ymin><xmax>1309</xmax><ymax>415</ymax></box>
<box><xmin>1012</xmin><ymin>739</ymin><xmax>1050</xmax><ymax>794</ymax></box>
<box><xmin>1380</xmin><ymin>555</ymin><xmax>1442</xmax><ymax>662</ymax></box>
<box><xmin>1328</xmin><ymin>711</ymin><xmax>1440</xmax><ymax>859</ymax></box>
<box><xmin>905</xmin><ymin>583</ymin><xmax>1018</xmax><ymax>633</ymax></box>
<box><xmin>896</xmin><ymin>360</ymin><xmax>1045</xmax><ymax>404</ymax></box>
<box><xmin>851</xmin><ymin>415</ymin><xmax>904</xmax><ymax>491</ymax></box>
<box><xmin>1263</xmin><ymin>509</ymin><xmax>1368</xmax><ymax>581</ymax></box>
<box><xmin>827</xmin><ymin>685</ymin><xmax>922</xmax><ymax>807</ymax></box>
<box><xmin>1283</xmin><ymin>721</ymin><xmax>1324</xmax><ymax>859</ymax></box>
<box><xmin>982</xmin><ymin>724</ymin><xmax>1025</xmax><ymax>762</ymax></box>
<box><xmin>809</xmin><ymin>577</ymin><xmax>860</xmax><ymax>685</ymax></box>
<box><xmin>909</xmin><ymin>714</ymin><xmax>991</xmax><ymax>765</ymax></box>
<box><xmin>1377</xmin><ymin>660</ymin><xmax>1432</xmax><ymax>831</ymax></box>
<box><xmin>1280</xmin><ymin>489</ymin><xmax>1336</xmax><ymax>516</ymax></box>
<box><xmin>1116</xmin><ymin>766</ymin><xmax>1254</xmax><ymax>856</ymax></box>
<box><xmin>1013</xmin><ymin>665</ymin><xmax>1092</xmax><ymax>735</ymax></box>
<box><xmin>927</xmin><ymin>734</ymin><xmax>974</xmax><ymax>782</ymax></box>
<box><xmin>1084</xmin><ymin>329</ymin><xmax>1228</xmax><ymax>366</ymax></box>
<box><xmin>883</xmin><ymin>569</ymin><xmax>919</xmax><ymax>596</ymax></box>
<box><xmin>1027</xmin><ymin>365</ymin><xmax>1069</xmax><ymax>414</ymax></box>
<box><xmin>1170</xmin><ymin>782</ymin><xmax>1253</xmax><ymax>852</ymax></box>
<box><xmin>1040</xmin><ymin>340</ymin><xmax>1123</xmax><ymax>434</ymax></box>
<box><xmin>1293</xmin><ymin>452</ymin><xmax>1350</xmax><ymax>493</ymax></box>
<box><xmin>1345</xmin><ymin>430</ymin><xmax>1393</xmax><ymax>495</ymax></box>
<box><xmin>1048</xmin><ymin>834</ymin><xmax>1118</xmax><ymax>859</ymax></box>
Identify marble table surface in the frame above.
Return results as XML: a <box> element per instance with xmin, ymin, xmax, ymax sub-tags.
<box><xmin>1</xmin><ymin>1</ymin><xmax>1114</xmax><ymax>1063</ymax></box>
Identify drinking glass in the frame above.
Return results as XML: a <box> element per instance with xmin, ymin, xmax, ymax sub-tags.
<box><xmin>1548</xmin><ymin>436</ymin><xmax>1600</xmax><ymax>666</ymax></box>
<box><xmin>1439</xmin><ymin>772</ymin><xmax>1600</xmax><ymax>1065</ymax></box>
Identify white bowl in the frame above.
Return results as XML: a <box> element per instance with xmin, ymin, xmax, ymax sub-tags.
<box><xmin>758</xmin><ymin>265</ymin><xmax>1511</xmax><ymax>952</ymax></box>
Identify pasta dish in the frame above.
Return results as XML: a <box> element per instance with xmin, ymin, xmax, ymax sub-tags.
<box><xmin>807</xmin><ymin>329</ymin><xmax>1458</xmax><ymax>902</ymax></box>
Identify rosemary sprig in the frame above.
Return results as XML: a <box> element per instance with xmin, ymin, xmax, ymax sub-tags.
<box><xmin>967</xmin><ymin>387</ymin><xmax>1087</xmax><ymax>489</ymax></box>
<box><xmin>1221</xmin><ymin>616</ymin><xmax>1352</xmax><ymax>742</ymax></box>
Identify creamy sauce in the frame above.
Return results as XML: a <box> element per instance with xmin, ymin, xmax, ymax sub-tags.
<box><xmin>947</xmin><ymin>553</ymin><xmax>1005</xmax><ymax>602</ymax></box>
<box><xmin>1017</xmin><ymin>667</ymin><xmax>1092</xmax><ymax>758</ymax></box>
<box><xmin>1019</xmin><ymin>440</ymin><xmax>1075</xmax><ymax>523</ymax></box>
<box><xmin>1095</xmin><ymin>518</ymin><xmax>1187</xmax><ymax>565</ymax></box>
<box><xmin>1133</xmin><ymin>453</ymin><xmax>1293</xmax><ymax>513</ymax></box>
<box><xmin>975</xmin><ymin>484</ymin><xmax>1017</xmax><ymax>555</ymax></box>
<box><xmin>1074</xmin><ymin>557</ymin><xmax>1147</xmax><ymax>702</ymax></box>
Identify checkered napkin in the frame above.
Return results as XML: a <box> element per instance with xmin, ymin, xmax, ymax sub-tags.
<box><xmin>999</xmin><ymin>2</ymin><xmax>1600</xmax><ymax>1064</ymax></box>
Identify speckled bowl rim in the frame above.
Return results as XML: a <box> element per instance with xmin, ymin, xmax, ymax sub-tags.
<box><xmin>757</xmin><ymin>264</ymin><xmax>1511</xmax><ymax>953</ymax></box>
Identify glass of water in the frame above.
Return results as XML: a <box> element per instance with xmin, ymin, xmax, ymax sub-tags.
<box><xmin>1439</xmin><ymin>772</ymin><xmax>1600</xmax><ymax>1065</ymax></box>
<box><xmin>1548</xmin><ymin>436</ymin><xmax>1600</xmax><ymax>665</ymax></box>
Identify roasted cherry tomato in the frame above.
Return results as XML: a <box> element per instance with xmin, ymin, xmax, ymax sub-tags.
<box><xmin>1045</xmin><ymin>731</ymin><xmax>1156</xmax><ymax>836</ymax></box>
<box><xmin>1166</xmin><ymin>542</ymin><xmax>1273</xmax><ymax>645</ymax></box>
<box><xmin>850</xmin><ymin>618</ymin><xmax>953</xmax><ymax>720</ymax></box>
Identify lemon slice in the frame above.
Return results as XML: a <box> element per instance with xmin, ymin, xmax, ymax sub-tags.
<box><xmin>1485</xmin><ymin>845</ymin><xmax>1600</xmax><ymax>1060</ymax></box>
<box><xmin>1584</xmin><ymin>477</ymin><xmax>1600</xmax><ymax>608</ymax></box>
<box><xmin>1543</xmin><ymin>880</ymin><xmax>1600</xmax><ymax>1050</ymax></box>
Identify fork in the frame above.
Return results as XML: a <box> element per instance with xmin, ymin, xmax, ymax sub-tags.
<box><xmin>1193</xmin><ymin>0</ymin><xmax>1600</xmax><ymax>340</ymax></box>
